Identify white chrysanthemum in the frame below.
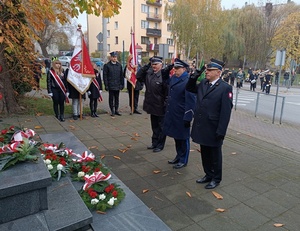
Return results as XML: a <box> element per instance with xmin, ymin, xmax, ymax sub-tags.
<box><xmin>78</xmin><ymin>171</ymin><xmax>85</xmax><ymax>178</ymax></box>
<box><xmin>47</xmin><ymin>164</ymin><xmax>53</xmax><ymax>170</ymax></box>
<box><xmin>91</xmin><ymin>198</ymin><xmax>99</xmax><ymax>205</ymax></box>
<box><xmin>57</xmin><ymin>164</ymin><xmax>64</xmax><ymax>171</ymax></box>
<box><xmin>99</xmin><ymin>194</ymin><xmax>106</xmax><ymax>200</ymax></box>
<box><xmin>45</xmin><ymin>159</ymin><xmax>51</xmax><ymax>165</ymax></box>
<box><xmin>107</xmin><ymin>197</ymin><xmax>115</xmax><ymax>206</ymax></box>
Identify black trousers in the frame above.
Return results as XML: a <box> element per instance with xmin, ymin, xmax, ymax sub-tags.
<box><xmin>150</xmin><ymin>114</ymin><xmax>166</xmax><ymax>150</ymax></box>
<box><xmin>89</xmin><ymin>98</ymin><xmax>98</xmax><ymax>112</ymax></box>
<box><xmin>200</xmin><ymin>145</ymin><xmax>222</xmax><ymax>183</ymax></box>
<box><xmin>108</xmin><ymin>90</ymin><xmax>120</xmax><ymax>112</ymax></box>
<box><xmin>128</xmin><ymin>88</ymin><xmax>140</xmax><ymax>111</ymax></box>
<box><xmin>51</xmin><ymin>88</ymin><xmax>65</xmax><ymax>116</ymax></box>
<box><xmin>174</xmin><ymin>138</ymin><xmax>190</xmax><ymax>164</ymax></box>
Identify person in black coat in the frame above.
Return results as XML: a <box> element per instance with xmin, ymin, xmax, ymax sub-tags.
<box><xmin>47</xmin><ymin>57</ymin><xmax>68</xmax><ymax>122</ymax></box>
<box><xmin>163</xmin><ymin>58</ymin><xmax>196</xmax><ymax>169</ymax></box>
<box><xmin>186</xmin><ymin>58</ymin><xmax>233</xmax><ymax>189</ymax></box>
<box><xmin>124</xmin><ymin>64</ymin><xmax>144</xmax><ymax>114</ymax></box>
<box><xmin>136</xmin><ymin>56</ymin><xmax>173</xmax><ymax>153</ymax></box>
<box><xmin>103</xmin><ymin>51</ymin><xmax>124</xmax><ymax>116</ymax></box>
<box><xmin>88</xmin><ymin>64</ymin><xmax>103</xmax><ymax>117</ymax></box>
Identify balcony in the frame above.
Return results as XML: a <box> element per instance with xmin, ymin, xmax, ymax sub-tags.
<box><xmin>146</xmin><ymin>44</ymin><xmax>159</xmax><ymax>52</ymax></box>
<box><xmin>146</xmin><ymin>0</ymin><xmax>162</xmax><ymax>7</ymax></box>
<box><xmin>146</xmin><ymin>13</ymin><xmax>162</xmax><ymax>22</ymax></box>
<box><xmin>146</xmin><ymin>28</ymin><xmax>161</xmax><ymax>37</ymax></box>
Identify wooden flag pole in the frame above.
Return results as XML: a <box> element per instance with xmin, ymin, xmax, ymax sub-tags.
<box><xmin>131</xmin><ymin>85</ymin><xmax>134</xmax><ymax>114</ymax></box>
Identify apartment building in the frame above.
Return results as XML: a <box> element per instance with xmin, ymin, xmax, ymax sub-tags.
<box><xmin>87</xmin><ymin>0</ymin><xmax>175</xmax><ymax>61</ymax></box>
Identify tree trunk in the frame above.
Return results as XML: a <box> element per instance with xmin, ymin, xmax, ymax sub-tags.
<box><xmin>0</xmin><ymin>45</ymin><xmax>22</xmax><ymax>116</ymax></box>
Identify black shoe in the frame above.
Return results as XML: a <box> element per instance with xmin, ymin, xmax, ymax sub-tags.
<box><xmin>91</xmin><ymin>113</ymin><xmax>95</xmax><ymax>117</ymax></box>
<box><xmin>115</xmin><ymin>111</ymin><xmax>122</xmax><ymax>116</ymax></box>
<box><xmin>94</xmin><ymin>112</ymin><xmax>99</xmax><ymax>117</ymax></box>
<box><xmin>205</xmin><ymin>181</ymin><xmax>219</xmax><ymax>189</ymax></box>
<box><xmin>173</xmin><ymin>163</ymin><xmax>186</xmax><ymax>169</ymax></box>
<box><xmin>196</xmin><ymin>176</ymin><xmax>212</xmax><ymax>184</ymax></box>
<box><xmin>73</xmin><ymin>115</ymin><xmax>78</xmax><ymax>120</ymax></box>
<box><xmin>133</xmin><ymin>110</ymin><xmax>142</xmax><ymax>114</ymax></box>
<box><xmin>168</xmin><ymin>158</ymin><xmax>179</xmax><ymax>164</ymax></box>
<box><xmin>147</xmin><ymin>145</ymin><xmax>155</xmax><ymax>150</ymax></box>
<box><xmin>153</xmin><ymin>148</ymin><xmax>162</xmax><ymax>153</ymax></box>
<box><xmin>60</xmin><ymin>115</ymin><xmax>65</xmax><ymax>122</ymax></box>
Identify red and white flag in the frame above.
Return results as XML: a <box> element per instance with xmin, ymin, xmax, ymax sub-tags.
<box><xmin>150</xmin><ymin>43</ymin><xmax>155</xmax><ymax>50</ymax></box>
<box><xmin>125</xmin><ymin>31</ymin><xmax>137</xmax><ymax>88</ymax></box>
<box><xmin>67</xmin><ymin>27</ymin><xmax>94</xmax><ymax>94</ymax></box>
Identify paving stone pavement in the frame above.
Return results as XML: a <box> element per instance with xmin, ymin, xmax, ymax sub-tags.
<box><xmin>2</xmin><ymin>86</ymin><xmax>300</xmax><ymax>230</ymax></box>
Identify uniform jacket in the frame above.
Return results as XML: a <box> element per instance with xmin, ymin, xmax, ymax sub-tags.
<box><xmin>88</xmin><ymin>69</ymin><xmax>103</xmax><ymax>99</ymax></box>
<box><xmin>190</xmin><ymin>78</ymin><xmax>233</xmax><ymax>147</ymax></box>
<box><xmin>103</xmin><ymin>61</ymin><xmax>124</xmax><ymax>91</ymax></box>
<box><xmin>163</xmin><ymin>72</ymin><xmax>196</xmax><ymax>139</ymax></box>
<box><xmin>136</xmin><ymin>65</ymin><xmax>169</xmax><ymax>116</ymax></box>
<box><xmin>47</xmin><ymin>68</ymin><xmax>67</xmax><ymax>94</ymax></box>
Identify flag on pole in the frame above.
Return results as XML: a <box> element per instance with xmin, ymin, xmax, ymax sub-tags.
<box><xmin>198</xmin><ymin>57</ymin><xmax>206</xmax><ymax>82</ymax></box>
<box><xmin>150</xmin><ymin>43</ymin><xmax>155</xmax><ymax>50</ymax></box>
<box><xmin>125</xmin><ymin>30</ymin><xmax>137</xmax><ymax>88</ymax></box>
<box><xmin>67</xmin><ymin>25</ymin><xmax>94</xmax><ymax>94</ymax></box>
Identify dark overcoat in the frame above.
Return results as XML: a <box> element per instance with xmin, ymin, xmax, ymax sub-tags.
<box><xmin>191</xmin><ymin>78</ymin><xmax>233</xmax><ymax>147</ymax></box>
<box><xmin>88</xmin><ymin>69</ymin><xmax>103</xmax><ymax>99</ymax></box>
<box><xmin>103</xmin><ymin>61</ymin><xmax>124</xmax><ymax>90</ymax></box>
<box><xmin>163</xmin><ymin>72</ymin><xmax>196</xmax><ymax>139</ymax></box>
<box><xmin>136</xmin><ymin>66</ymin><xmax>168</xmax><ymax>116</ymax></box>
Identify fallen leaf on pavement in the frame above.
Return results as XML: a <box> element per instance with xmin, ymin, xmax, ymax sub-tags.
<box><xmin>69</xmin><ymin>125</ymin><xmax>76</xmax><ymax>130</ymax></box>
<box><xmin>100</xmin><ymin>155</ymin><xmax>105</xmax><ymax>159</ymax></box>
<box><xmin>131</xmin><ymin>137</ymin><xmax>138</xmax><ymax>141</ymax></box>
<box><xmin>113</xmin><ymin>155</ymin><xmax>121</xmax><ymax>160</ymax></box>
<box><xmin>231</xmin><ymin>152</ymin><xmax>237</xmax><ymax>155</ymax></box>
<box><xmin>142</xmin><ymin>189</ymin><xmax>149</xmax><ymax>194</ymax></box>
<box><xmin>36</xmin><ymin>112</ymin><xmax>43</xmax><ymax>116</ymax></box>
<box><xmin>176</xmin><ymin>172</ymin><xmax>183</xmax><ymax>175</ymax></box>
<box><xmin>162</xmin><ymin>173</ymin><xmax>168</xmax><ymax>177</ymax></box>
<box><xmin>133</xmin><ymin>133</ymin><xmax>140</xmax><ymax>137</ymax></box>
<box><xmin>34</xmin><ymin>125</ymin><xmax>43</xmax><ymax>129</ymax></box>
<box><xmin>186</xmin><ymin>191</ymin><xmax>192</xmax><ymax>198</ymax></box>
<box><xmin>153</xmin><ymin>170</ymin><xmax>161</xmax><ymax>174</ymax></box>
<box><xmin>126</xmin><ymin>144</ymin><xmax>132</xmax><ymax>148</ymax></box>
<box><xmin>89</xmin><ymin>146</ymin><xmax>98</xmax><ymax>149</ymax></box>
<box><xmin>96</xmin><ymin>211</ymin><xmax>106</xmax><ymax>214</ymax></box>
<box><xmin>273</xmin><ymin>223</ymin><xmax>284</xmax><ymax>227</ymax></box>
<box><xmin>212</xmin><ymin>191</ymin><xmax>223</xmax><ymax>200</ymax></box>
<box><xmin>216</xmin><ymin>208</ymin><xmax>225</xmax><ymax>212</ymax></box>
<box><xmin>154</xmin><ymin>196</ymin><xmax>163</xmax><ymax>201</ymax></box>
<box><xmin>118</xmin><ymin>148</ymin><xmax>128</xmax><ymax>153</ymax></box>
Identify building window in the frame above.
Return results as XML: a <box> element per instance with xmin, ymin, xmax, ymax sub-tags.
<box><xmin>141</xmin><ymin>4</ymin><xmax>149</xmax><ymax>13</ymax></box>
<box><xmin>168</xmin><ymin>0</ymin><xmax>175</xmax><ymax>2</ymax></box>
<box><xmin>107</xmin><ymin>30</ymin><xmax>110</xmax><ymax>38</ymax></box>
<box><xmin>141</xmin><ymin>20</ymin><xmax>149</xmax><ymax>29</ymax></box>
<box><xmin>114</xmin><ymin>21</ymin><xmax>118</xmax><ymax>29</ymax></box>
<box><xmin>167</xmin><ymin>39</ymin><xmax>174</xmax><ymax>46</ymax></box>
<box><xmin>107</xmin><ymin>44</ymin><xmax>110</xmax><ymax>52</ymax></box>
<box><xmin>167</xmin><ymin>24</ymin><xmax>172</xmax><ymax>32</ymax></box>
<box><xmin>141</xmin><ymin>36</ymin><xmax>150</xmax><ymax>44</ymax></box>
<box><xmin>115</xmin><ymin>36</ymin><xmax>118</xmax><ymax>45</ymax></box>
<box><xmin>167</xmin><ymin>9</ymin><xmax>172</xmax><ymax>17</ymax></box>
<box><xmin>154</xmin><ymin>23</ymin><xmax>158</xmax><ymax>29</ymax></box>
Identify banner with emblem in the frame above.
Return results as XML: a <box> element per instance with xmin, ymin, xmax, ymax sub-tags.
<box><xmin>67</xmin><ymin>26</ymin><xmax>94</xmax><ymax>94</ymax></box>
<box><xmin>125</xmin><ymin>30</ymin><xmax>137</xmax><ymax>88</ymax></box>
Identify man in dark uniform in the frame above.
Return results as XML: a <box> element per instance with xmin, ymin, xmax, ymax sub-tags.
<box><xmin>136</xmin><ymin>56</ymin><xmax>172</xmax><ymax>153</ymax></box>
<box><xmin>103</xmin><ymin>51</ymin><xmax>124</xmax><ymax>116</ymax></box>
<box><xmin>163</xmin><ymin>58</ymin><xmax>196</xmax><ymax>169</ymax></box>
<box><xmin>186</xmin><ymin>58</ymin><xmax>233</xmax><ymax>189</ymax></box>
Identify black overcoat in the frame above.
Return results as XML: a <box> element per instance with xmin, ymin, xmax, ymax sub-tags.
<box><xmin>103</xmin><ymin>61</ymin><xmax>124</xmax><ymax>90</ymax></box>
<box><xmin>191</xmin><ymin>78</ymin><xmax>233</xmax><ymax>147</ymax></box>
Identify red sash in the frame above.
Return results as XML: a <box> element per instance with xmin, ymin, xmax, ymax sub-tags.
<box><xmin>92</xmin><ymin>78</ymin><xmax>103</xmax><ymax>102</ymax></box>
<box><xmin>50</xmin><ymin>70</ymin><xmax>69</xmax><ymax>103</ymax></box>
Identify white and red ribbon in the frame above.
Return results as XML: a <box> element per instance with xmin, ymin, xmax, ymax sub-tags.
<box><xmin>92</xmin><ymin>78</ymin><xmax>103</xmax><ymax>102</ymax></box>
<box><xmin>72</xmin><ymin>151</ymin><xmax>95</xmax><ymax>162</ymax></box>
<box><xmin>12</xmin><ymin>129</ymin><xmax>35</xmax><ymax>142</ymax></box>
<box><xmin>83</xmin><ymin>171</ymin><xmax>111</xmax><ymax>190</ymax></box>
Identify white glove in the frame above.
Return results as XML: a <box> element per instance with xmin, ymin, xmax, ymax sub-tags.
<box><xmin>66</xmin><ymin>92</ymin><xmax>69</xmax><ymax>97</ymax></box>
<box><xmin>100</xmin><ymin>90</ymin><xmax>102</xmax><ymax>93</ymax></box>
<box><xmin>48</xmin><ymin>93</ymin><xmax>53</xmax><ymax>97</ymax></box>
<box><xmin>87</xmin><ymin>91</ymin><xmax>91</xmax><ymax>95</ymax></box>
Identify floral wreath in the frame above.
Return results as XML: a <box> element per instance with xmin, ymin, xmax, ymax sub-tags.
<box><xmin>0</xmin><ymin>125</ymin><xmax>125</xmax><ymax>212</ymax></box>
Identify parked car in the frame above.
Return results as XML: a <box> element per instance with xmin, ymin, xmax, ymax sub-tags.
<box><xmin>58</xmin><ymin>56</ymin><xmax>71</xmax><ymax>66</ymax></box>
<box><xmin>90</xmin><ymin>57</ymin><xmax>104</xmax><ymax>69</ymax></box>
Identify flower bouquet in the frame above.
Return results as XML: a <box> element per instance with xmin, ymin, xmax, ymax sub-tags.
<box><xmin>40</xmin><ymin>143</ymin><xmax>73</xmax><ymax>181</ymax></box>
<box><xmin>0</xmin><ymin>126</ymin><xmax>40</xmax><ymax>171</ymax></box>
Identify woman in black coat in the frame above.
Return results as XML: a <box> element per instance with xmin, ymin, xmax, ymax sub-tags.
<box><xmin>88</xmin><ymin>65</ymin><xmax>103</xmax><ymax>117</ymax></box>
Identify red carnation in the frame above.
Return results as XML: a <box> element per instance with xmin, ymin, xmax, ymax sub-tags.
<box><xmin>9</xmin><ymin>126</ymin><xmax>15</xmax><ymax>130</ymax></box>
<box><xmin>1</xmin><ymin>129</ymin><xmax>7</xmax><ymax>135</ymax></box>
<box><xmin>94</xmin><ymin>167</ymin><xmax>100</xmax><ymax>172</ymax></box>
<box><xmin>112</xmin><ymin>190</ymin><xmax>118</xmax><ymax>197</ymax></box>
<box><xmin>60</xmin><ymin>160</ymin><xmax>67</xmax><ymax>166</ymax></box>
<box><xmin>0</xmin><ymin>137</ymin><xmax>4</xmax><ymax>142</ymax></box>
<box><xmin>89</xmin><ymin>191</ymin><xmax>98</xmax><ymax>198</ymax></box>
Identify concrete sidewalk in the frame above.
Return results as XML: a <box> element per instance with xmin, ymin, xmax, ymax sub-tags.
<box><xmin>2</xmin><ymin>89</ymin><xmax>300</xmax><ymax>230</ymax></box>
